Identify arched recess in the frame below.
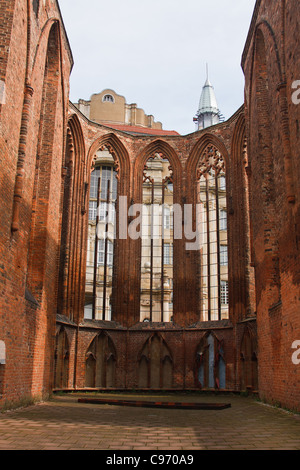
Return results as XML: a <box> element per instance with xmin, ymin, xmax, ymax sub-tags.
<box><xmin>132</xmin><ymin>140</ymin><xmax>183</xmax><ymax>325</ymax></box>
<box><xmin>230</xmin><ymin>111</ymin><xmax>256</xmax><ymax>321</ymax></box>
<box><xmin>0</xmin><ymin>0</ymin><xmax>17</xmax><ymax>92</ymax></box>
<box><xmin>187</xmin><ymin>133</ymin><xmax>230</xmax><ymax>183</ymax></box>
<box><xmin>249</xmin><ymin>27</ymin><xmax>281</xmax><ymax>305</ymax></box>
<box><xmin>195</xmin><ymin>331</ymin><xmax>226</xmax><ymax>389</ymax></box>
<box><xmin>54</xmin><ymin>326</ymin><xmax>70</xmax><ymax>389</ymax></box>
<box><xmin>133</xmin><ymin>140</ymin><xmax>182</xmax><ymax>199</ymax></box>
<box><xmin>186</xmin><ymin>134</ymin><xmax>230</xmax><ymax>322</ymax></box>
<box><xmin>137</xmin><ymin>332</ymin><xmax>173</xmax><ymax>389</ymax></box>
<box><xmin>84</xmin><ymin>133</ymin><xmax>130</xmax><ymax>324</ymax></box>
<box><xmin>84</xmin><ymin>331</ymin><xmax>117</xmax><ymax>388</ymax></box>
<box><xmin>284</xmin><ymin>0</ymin><xmax>299</xmax><ymax>202</ymax></box>
<box><xmin>58</xmin><ymin>114</ymin><xmax>86</xmax><ymax>322</ymax></box>
<box><xmin>26</xmin><ymin>21</ymin><xmax>61</xmax><ymax>299</ymax></box>
<box><xmin>86</xmin><ymin>133</ymin><xmax>130</xmax><ymax>193</ymax></box>
<box><xmin>12</xmin><ymin>14</ymin><xmax>70</xmax><ymax>233</ymax></box>
<box><xmin>250</xmin><ymin>19</ymin><xmax>295</xmax><ymax>203</ymax></box>
<box><xmin>240</xmin><ymin>325</ymin><xmax>258</xmax><ymax>392</ymax></box>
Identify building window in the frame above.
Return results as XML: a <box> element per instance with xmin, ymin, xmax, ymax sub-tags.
<box><xmin>163</xmin><ymin>206</ymin><xmax>173</xmax><ymax>230</ymax></box>
<box><xmin>197</xmin><ymin>144</ymin><xmax>229</xmax><ymax>321</ymax></box>
<box><xmin>220</xmin><ymin>209</ymin><xmax>227</xmax><ymax>231</ymax></box>
<box><xmin>85</xmin><ymin>149</ymin><xmax>118</xmax><ymax>321</ymax></box>
<box><xmin>140</xmin><ymin>153</ymin><xmax>174</xmax><ymax>323</ymax></box>
<box><xmin>220</xmin><ymin>281</ymin><xmax>229</xmax><ymax>305</ymax></box>
<box><xmin>220</xmin><ymin>245</ymin><xmax>228</xmax><ymax>266</ymax></box>
<box><xmin>97</xmin><ymin>239</ymin><xmax>114</xmax><ymax>266</ymax></box>
<box><xmin>103</xmin><ymin>94</ymin><xmax>114</xmax><ymax>103</ymax></box>
<box><xmin>89</xmin><ymin>200</ymin><xmax>97</xmax><ymax>221</ymax></box>
<box><xmin>163</xmin><ymin>243</ymin><xmax>173</xmax><ymax>265</ymax></box>
<box><xmin>219</xmin><ymin>175</ymin><xmax>226</xmax><ymax>190</ymax></box>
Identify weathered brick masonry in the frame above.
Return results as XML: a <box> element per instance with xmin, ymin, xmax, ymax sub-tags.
<box><xmin>242</xmin><ymin>0</ymin><xmax>300</xmax><ymax>411</ymax></box>
<box><xmin>0</xmin><ymin>0</ymin><xmax>73</xmax><ymax>403</ymax></box>
<box><xmin>0</xmin><ymin>0</ymin><xmax>299</xmax><ymax>411</ymax></box>
<box><xmin>55</xmin><ymin>104</ymin><xmax>256</xmax><ymax>395</ymax></box>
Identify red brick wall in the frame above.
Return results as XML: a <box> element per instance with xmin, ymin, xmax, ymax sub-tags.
<box><xmin>2</xmin><ymin>0</ymin><xmax>299</xmax><ymax>413</ymax></box>
<box><xmin>53</xmin><ymin>105</ymin><xmax>254</xmax><ymax>395</ymax></box>
<box><xmin>0</xmin><ymin>1</ymin><xmax>72</xmax><ymax>406</ymax></box>
<box><xmin>242</xmin><ymin>0</ymin><xmax>300</xmax><ymax>411</ymax></box>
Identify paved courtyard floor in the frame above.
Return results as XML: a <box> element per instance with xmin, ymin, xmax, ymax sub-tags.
<box><xmin>0</xmin><ymin>392</ymin><xmax>299</xmax><ymax>451</ymax></box>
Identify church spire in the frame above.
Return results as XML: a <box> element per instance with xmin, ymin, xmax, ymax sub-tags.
<box><xmin>193</xmin><ymin>66</ymin><xmax>224</xmax><ymax>131</ymax></box>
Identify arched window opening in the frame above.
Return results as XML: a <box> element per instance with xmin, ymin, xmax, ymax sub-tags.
<box><xmin>103</xmin><ymin>94</ymin><xmax>114</xmax><ymax>103</ymax></box>
<box><xmin>84</xmin><ymin>147</ymin><xmax>118</xmax><ymax>320</ymax></box>
<box><xmin>196</xmin><ymin>144</ymin><xmax>228</xmax><ymax>321</ymax></box>
<box><xmin>140</xmin><ymin>153</ymin><xmax>174</xmax><ymax>322</ymax></box>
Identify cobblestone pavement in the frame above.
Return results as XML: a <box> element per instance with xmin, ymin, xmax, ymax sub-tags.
<box><xmin>0</xmin><ymin>392</ymin><xmax>299</xmax><ymax>450</ymax></box>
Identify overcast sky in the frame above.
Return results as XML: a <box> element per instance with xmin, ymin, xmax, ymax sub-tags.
<box><xmin>58</xmin><ymin>0</ymin><xmax>256</xmax><ymax>136</ymax></box>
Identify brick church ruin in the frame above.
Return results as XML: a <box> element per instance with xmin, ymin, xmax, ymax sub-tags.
<box><xmin>0</xmin><ymin>0</ymin><xmax>299</xmax><ymax>412</ymax></box>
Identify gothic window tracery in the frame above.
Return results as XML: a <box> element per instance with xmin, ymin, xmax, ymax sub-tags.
<box><xmin>84</xmin><ymin>147</ymin><xmax>118</xmax><ymax>320</ymax></box>
<box><xmin>196</xmin><ymin>144</ymin><xmax>228</xmax><ymax>321</ymax></box>
<box><xmin>140</xmin><ymin>153</ymin><xmax>174</xmax><ymax>323</ymax></box>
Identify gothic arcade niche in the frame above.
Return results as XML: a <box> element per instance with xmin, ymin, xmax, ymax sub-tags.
<box><xmin>240</xmin><ymin>327</ymin><xmax>258</xmax><ymax>391</ymax></box>
<box><xmin>84</xmin><ymin>147</ymin><xmax>119</xmax><ymax>320</ymax></box>
<box><xmin>140</xmin><ymin>153</ymin><xmax>174</xmax><ymax>322</ymax></box>
<box><xmin>26</xmin><ymin>23</ymin><xmax>61</xmax><ymax>299</ymax></box>
<box><xmin>195</xmin><ymin>332</ymin><xmax>226</xmax><ymax>389</ymax></box>
<box><xmin>54</xmin><ymin>327</ymin><xmax>70</xmax><ymax>389</ymax></box>
<box><xmin>138</xmin><ymin>333</ymin><xmax>173</xmax><ymax>389</ymax></box>
<box><xmin>85</xmin><ymin>332</ymin><xmax>117</xmax><ymax>388</ymax></box>
<box><xmin>196</xmin><ymin>144</ymin><xmax>228</xmax><ymax>321</ymax></box>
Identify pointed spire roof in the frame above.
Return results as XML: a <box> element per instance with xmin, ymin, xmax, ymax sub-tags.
<box><xmin>198</xmin><ymin>71</ymin><xmax>219</xmax><ymax>116</ymax></box>
<box><xmin>193</xmin><ymin>66</ymin><xmax>224</xmax><ymax>131</ymax></box>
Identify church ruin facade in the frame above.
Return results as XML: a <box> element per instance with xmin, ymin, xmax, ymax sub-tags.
<box><xmin>0</xmin><ymin>0</ymin><xmax>299</xmax><ymax>412</ymax></box>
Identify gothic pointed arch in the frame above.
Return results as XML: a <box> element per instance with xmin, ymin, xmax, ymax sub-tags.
<box><xmin>195</xmin><ymin>330</ymin><xmax>226</xmax><ymax>389</ymax></box>
<box><xmin>249</xmin><ymin>27</ymin><xmax>281</xmax><ymax>306</ymax></box>
<box><xmin>137</xmin><ymin>332</ymin><xmax>173</xmax><ymax>389</ymax></box>
<box><xmin>186</xmin><ymin>133</ymin><xmax>229</xmax><ymax>185</ymax></box>
<box><xmin>26</xmin><ymin>21</ymin><xmax>61</xmax><ymax>299</ymax></box>
<box><xmin>84</xmin><ymin>133</ymin><xmax>130</xmax><ymax>322</ymax></box>
<box><xmin>240</xmin><ymin>324</ymin><xmax>258</xmax><ymax>392</ymax></box>
<box><xmin>186</xmin><ymin>134</ymin><xmax>230</xmax><ymax>322</ymax></box>
<box><xmin>58</xmin><ymin>113</ymin><xmax>86</xmax><ymax>322</ymax></box>
<box><xmin>84</xmin><ymin>331</ymin><xmax>117</xmax><ymax>388</ymax></box>
<box><xmin>54</xmin><ymin>326</ymin><xmax>70</xmax><ymax>389</ymax></box>
<box><xmin>248</xmin><ymin>21</ymin><xmax>294</xmax><ymax>200</ymax></box>
<box><xmin>133</xmin><ymin>139</ymin><xmax>182</xmax><ymax>199</ymax></box>
<box><xmin>133</xmin><ymin>141</ymin><xmax>181</xmax><ymax>324</ymax></box>
<box><xmin>86</xmin><ymin>133</ymin><xmax>130</xmax><ymax>193</ymax></box>
<box><xmin>230</xmin><ymin>111</ymin><xmax>256</xmax><ymax>321</ymax></box>
<box><xmin>248</xmin><ymin>21</ymin><xmax>283</xmax><ymax>111</ymax></box>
